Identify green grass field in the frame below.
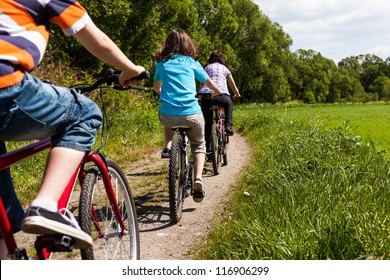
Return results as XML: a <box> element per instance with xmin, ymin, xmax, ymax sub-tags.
<box><xmin>239</xmin><ymin>103</ymin><xmax>390</xmax><ymax>152</ymax></box>
<box><xmin>193</xmin><ymin>102</ymin><xmax>390</xmax><ymax>260</ymax></box>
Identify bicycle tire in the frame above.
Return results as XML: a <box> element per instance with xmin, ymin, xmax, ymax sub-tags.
<box><xmin>168</xmin><ymin>134</ymin><xmax>185</xmax><ymax>223</ymax></box>
<box><xmin>79</xmin><ymin>158</ymin><xmax>140</xmax><ymax>260</ymax></box>
<box><xmin>221</xmin><ymin>124</ymin><xmax>228</xmax><ymax>166</ymax></box>
<box><xmin>211</xmin><ymin>122</ymin><xmax>222</xmax><ymax>175</ymax></box>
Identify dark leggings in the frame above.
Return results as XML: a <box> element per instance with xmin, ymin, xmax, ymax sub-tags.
<box><xmin>200</xmin><ymin>94</ymin><xmax>233</xmax><ymax>151</ymax></box>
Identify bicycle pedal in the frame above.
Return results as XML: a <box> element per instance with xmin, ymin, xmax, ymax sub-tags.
<box><xmin>35</xmin><ymin>235</ymin><xmax>74</xmax><ymax>252</ymax></box>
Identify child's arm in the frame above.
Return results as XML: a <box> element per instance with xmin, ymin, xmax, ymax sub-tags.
<box><xmin>153</xmin><ymin>80</ymin><xmax>162</xmax><ymax>94</ymax></box>
<box><xmin>205</xmin><ymin>78</ymin><xmax>222</xmax><ymax>98</ymax></box>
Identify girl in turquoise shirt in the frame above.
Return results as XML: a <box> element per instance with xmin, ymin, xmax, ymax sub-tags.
<box><xmin>154</xmin><ymin>29</ymin><xmax>221</xmax><ymax>202</ymax></box>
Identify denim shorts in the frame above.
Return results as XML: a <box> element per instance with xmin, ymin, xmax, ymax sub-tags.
<box><xmin>0</xmin><ymin>73</ymin><xmax>103</xmax><ymax>237</ymax></box>
<box><xmin>0</xmin><ymin>73</ymin><xmax>103</xmax><ymax>151</ymax></box>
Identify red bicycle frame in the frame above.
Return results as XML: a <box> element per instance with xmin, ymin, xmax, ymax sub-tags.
<box><xmin>212</xmin><ymin>105</ymin><xmax>229</xmax><ymax>144</ymax></box>
<box><xmin>0</xmin><ymin>137</ymin><xmax>125</xmax><ymax>259</ymax></box>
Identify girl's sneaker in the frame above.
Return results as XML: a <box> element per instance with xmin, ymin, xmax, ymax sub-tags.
<box><xmin>193</xmin><ymin>178</ymin><xmax>205</xmax><ymax>203</ymax></box>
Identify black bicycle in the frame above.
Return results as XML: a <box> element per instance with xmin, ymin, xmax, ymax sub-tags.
<box><xmin>168</xmin><ymin>126</ymin><xmax>194</xmax><ymax>223</ymax></box>
<box><xmin>201</xmin><ymin>95</ymin><xmax>229</xmax><ymax>175</ymax></box>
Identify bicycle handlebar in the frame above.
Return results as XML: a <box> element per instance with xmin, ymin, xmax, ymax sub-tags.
<box><xmin>75</xmin><ymin>70</ymin><xmax>150</xmax><ymax>93</ymax></box>
<box><xmin>197</xmin><ymin>93</ymin><xmax>240</xmax><ymax>101</ymax></box>
<box><xmin>197</xmin><ymin>93</ymin><xmax>226</xmax><ymax>99</ymax></box>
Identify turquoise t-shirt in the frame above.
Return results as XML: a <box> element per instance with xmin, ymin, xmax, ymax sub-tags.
<box><xmin>154</xmin><ymin>54</ymin><xmax>209</xmax><ymax>116</ymax></box>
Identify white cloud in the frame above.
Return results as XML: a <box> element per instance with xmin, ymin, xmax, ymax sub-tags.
<box><xmin>253</xmin><ymin>0</ymin><xmax>390</xmax><ymax>62</ymax></box>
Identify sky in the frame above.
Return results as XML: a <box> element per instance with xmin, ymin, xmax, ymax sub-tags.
<box><xmin>253</xmin><ymin>0</ymin><xmax>390</xmax><ymax>62</ymax></box>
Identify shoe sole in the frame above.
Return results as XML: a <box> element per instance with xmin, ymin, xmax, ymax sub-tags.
<box><xmin>21</xmin><ymin>216</ymin><xmax>92</xmax><ymax>249</ymax></box>
<box><xmin>193</xmin><ymin>181</ymin><xmax>205</xmax><ymax>203</ymax></box>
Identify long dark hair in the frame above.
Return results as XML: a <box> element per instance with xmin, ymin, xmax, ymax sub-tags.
<box><xmin>154</xmin><ymin>29</ymin><xmax>199</xmax><ymax>61</ymax></box>
<box><xmin>206</xmin><ymin>50</ymin><xmax>228</xmax><ymax>68</ymax></box>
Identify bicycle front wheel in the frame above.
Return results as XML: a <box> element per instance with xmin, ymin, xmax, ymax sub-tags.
<box><xmin>79</xmin><ymin>158</ymin><xmax>140</xmax><ymax>260</ymax></box>
<box><xmin>211</xmin><ymin>122</ymin><xmax>221</xmax><ymax>175</ymax></box>
<box><xmin>221</xmin><ymin>124</ymin><xmax>228</xmax><ymax>166</ymax></box>
<box><xmin>168</xmin><ymin>134</ymin><xmax>185</xmax><ymax>223</ymax></box>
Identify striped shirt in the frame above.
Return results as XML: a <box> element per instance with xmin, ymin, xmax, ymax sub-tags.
<box><xmin>199</xmin><ymin>62</ymin><xmax>232</xmax><ymax>95</ymax></box>
<box><xmin>0</xmin><ymin>0</ymin><xmax>91</xmax><ymax>88</ymax></box>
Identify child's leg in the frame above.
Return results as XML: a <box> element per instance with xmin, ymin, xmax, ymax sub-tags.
<box><xmin>35</xmin><ymin>147</ymin><xmax>85</xmax><ymax>201</ymax></box>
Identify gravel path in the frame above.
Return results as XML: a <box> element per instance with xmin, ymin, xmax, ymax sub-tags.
<box><xmin>129</xmin><ymin>133</ymin><xmax>250</xmax><ymax>260</ymax></box>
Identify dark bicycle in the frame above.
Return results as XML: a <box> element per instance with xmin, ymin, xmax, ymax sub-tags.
<box><xmin>168</xmin><ymin>126</ymin><xmax>194</xmax><ymax>223</ymax></box>
<box><xmin>201</xmin><ymin>95</ymin><xmax>229</xmax><ymax>175</ymax></box>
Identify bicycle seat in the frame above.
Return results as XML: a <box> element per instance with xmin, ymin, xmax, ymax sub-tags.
<box><xmin>170</xmin><ymin>125</ymin><xmax>190</xmax><ymax>131</ymax></box>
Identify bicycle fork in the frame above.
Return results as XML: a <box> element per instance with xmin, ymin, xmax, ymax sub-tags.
<box><xmin>181</xmin><ymin>133</ymin><xmax>193</xmax><ymax>196</ymax></box>
<box><xmin>83</xmin><ymin>154</ymin><xmax>127</xmax><ymax>236</ymax></box>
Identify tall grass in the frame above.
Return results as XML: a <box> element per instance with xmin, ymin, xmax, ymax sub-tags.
<box><xmin>195</xmin><ymin>107</ymin><xmax>389</xmax><ymax>259</ymax></box>
<box><xmin>92</xmin><ymin>89</ymin><xmax>163</xmax><ymax>164</ymax></box>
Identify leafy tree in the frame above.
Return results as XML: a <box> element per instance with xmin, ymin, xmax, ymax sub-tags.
<box><xmin>293</xmin><ymin>50</ymin><xmax>336</xmax><ymax>103</ymax></box>
<box><xmin>370</xmin><ymin>76</ymin><xmax>390</xmax><ymax>100</ymax></box>
<box><xmin>359</xmin><ymin>54</ymin><xmax>384</xmax><ymax>93</ymax></box>
<box><xmin>42</xmin><ymin>0</ymin><xmax>390</xmax><ymax>103</ymax></box>
<box><xmin>339</xmin><ymin>54</ymin><xmax>386</xmax><ymax>100</ymax></box>
<box><xmin>48</xmin><ymin>0</ymin><xmax>135</xmax><ymax>73</ymax></box>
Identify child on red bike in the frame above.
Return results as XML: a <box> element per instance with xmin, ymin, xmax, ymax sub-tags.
<box><xmin>0</xmin><ymin>0</ymin><xmax>145</xmax><ymax>258</ymax></box>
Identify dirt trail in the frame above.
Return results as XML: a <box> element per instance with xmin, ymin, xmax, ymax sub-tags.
<box><xmin>127</xmin><ymin>133</ymin><xmax>250</xmax><ymax>260</ymax></box>
<box><xmin>13</xmin><ymin>134</ymin><xmax>250</xmax><ymax>260</ymax></box>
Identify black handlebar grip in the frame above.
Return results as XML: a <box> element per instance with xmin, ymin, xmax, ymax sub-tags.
<box><xmin>134</xmin><ymin>71</ymin><xmax>150</xmax><ymax>80</ymax></box>
<box><xmin>122</xmin><ymin>71</ymin><xmax>150</xmax><ymax>85</ymax></box>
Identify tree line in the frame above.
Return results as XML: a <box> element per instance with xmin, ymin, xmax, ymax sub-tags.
<box><xmin>46</xmin><ymin>0</ymin><xmax>390</xmax><ymax>103</ymax></box>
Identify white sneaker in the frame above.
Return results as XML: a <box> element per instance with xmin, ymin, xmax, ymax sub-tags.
<box><xmin>193</xmin><ymin>178</ymin><xmax>205</xmax><ymax>203</ymax></box>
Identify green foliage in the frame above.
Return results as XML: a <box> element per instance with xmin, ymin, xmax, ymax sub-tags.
<box><xmin>45</xmin><ymin>1</ymin><xmax>390</xmax><ymax>102</ymax></box>
<box><xmin>195</xmin><ymin>106</ymin><xmax>389</xmax><ymax>260</ymax></box>
<box><xmin>87</xmin><ymin>86</ymin><xmax>162</xmax><ymax>164</ymax></box>
<box><xmin>370</xmin><ymin>76</ymin><xmax>390</xmax><ymax>100</ymax></box>
<box><xmin>6</xmin><ymin>143</ymin><xmax>47</xmax><ymax>205</ymax></box>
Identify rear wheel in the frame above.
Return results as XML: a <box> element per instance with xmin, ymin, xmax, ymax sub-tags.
<box><xmin>168</xmin><ymin>134</ymin><xmax>185</xmax><ymax>223</ymax></box>
<box><xmin>221</xmin><ymin>124</ymin><xmax>228</xmax><ymax>166</ymax></box>
<box><xmin>211</xmin><ymin>123</ymin><xmax>221</xmax><ymax>175</ymax></box>
<box><xmin>79</xmin><ymin>159</ymin><xmax>140</xmax><ymax>260</ymax></box>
